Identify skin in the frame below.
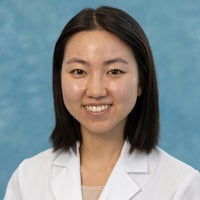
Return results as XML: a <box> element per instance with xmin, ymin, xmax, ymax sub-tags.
<box><xmin>61</xmin><ymin>30</ymin><xmax>141</xmax><ymax>186</ymax></box>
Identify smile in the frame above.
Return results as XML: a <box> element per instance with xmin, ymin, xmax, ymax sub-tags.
<box><xmin>84</xmin><ymin>104</ymin><xmax>112</xmax><ymax>113</ymax></box>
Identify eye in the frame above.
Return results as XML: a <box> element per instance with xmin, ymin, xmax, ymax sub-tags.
<box><xmin>107</xmin><ymin>69</ymin><xmax>125</xmax><ymax>76</ymax></box>
<box><xmin>70</xmin><ymin>69</ymin><xmax>86</xmax><ymax>76</ymax></box>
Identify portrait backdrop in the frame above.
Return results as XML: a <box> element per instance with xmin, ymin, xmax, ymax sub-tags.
<box><xmin>0</xmin><ymin>0</ymin><xmax>200</xmax><ymax>198</ymax></box>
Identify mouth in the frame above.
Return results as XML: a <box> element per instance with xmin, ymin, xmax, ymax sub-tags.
<box><xmin>84</xmin><ymin>104</ymin><xmax>112</xmax><ymax>113</ymax></box>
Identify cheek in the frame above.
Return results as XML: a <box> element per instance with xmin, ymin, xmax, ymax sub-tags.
<box><xmin>110</xmin><ymin>78</ymin><xmax>139</xmax><ymax>103</ymax></box>
<box><xmin>61</xmin><ymin>78</ymin><xmax>85</xmax><ymax>105</ymax></box>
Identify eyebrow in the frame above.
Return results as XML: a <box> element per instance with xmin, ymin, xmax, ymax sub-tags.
<box><xmin>103</xmin><ymin>58</ymin><xmax>128</xmax><ymax>66</ymax></box>
<box><xmin>65</xmin><ymin>57</ymin><xmax>128</xmax><ymax>66</ymax></box>
<box><xmin>66</xmin><ymin>58</ymin><xmax>89</xmax><ymax>66</ymax></box>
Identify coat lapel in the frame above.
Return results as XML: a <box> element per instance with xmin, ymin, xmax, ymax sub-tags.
<box><xmin>99</xmin><ymin>162</ymin><xmax>141</xmax><ymax>200</ymax></box>
<box><xmin>99</xmin><ymin>142</ymin><xmax>149</xmax><ymax>200</ymax></box>
<box><xmin>50</xmin><ymin>142</ymin><xmax>149</xmax><ymax>200</ymax></box>
<box><xmin>50</xmin><ymin>147</ymin><xmax>82</xmax><ymax>200</ymax></box>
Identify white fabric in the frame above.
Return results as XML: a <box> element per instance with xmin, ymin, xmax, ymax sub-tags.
<box><xmin>4</xmin><ymin>142</ymin><xmax>200</xmax><ymax>200</ymax></box>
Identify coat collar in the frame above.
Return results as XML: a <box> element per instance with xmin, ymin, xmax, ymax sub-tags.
<box><xmin>99</xmin><ymin>142</ymin><xmax>149</xmax><ymax>199</ymax></box>
<box><xmin>120</xmin><ymin>141</ymin><xmax>149</xmax><ymax>173</ymax></box>
<box><xmin>50</xmin><ymin>146</ymin><xmax>82</xmax><ymax>199</ymax></box>
<box><xmin>50</xmin><ymin>142</ymin><xmax>149</xmax><ymax>200</ymax></box>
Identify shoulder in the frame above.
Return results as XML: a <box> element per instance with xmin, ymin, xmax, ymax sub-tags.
<box><xmin>19</xmin><ymin>148</ymin><xmax>57</xmax><ymax>168</ymax></box>
<box><xmin>120</xmin><ymin>141</ymin><xmax>199</xmax><ymax>177</ymax></box>
<box><xmin>118</xmin><ymin>142</ymin><xmax>200</xmax><ymax>198</ymax></box>
<box><xmin>14</xmin><ymin>149</ymin><xmax>58</xmax><ymax>178</ymax></box>
<box><xmin>16</xmin><ymin>147</ymin><xmax>79</xmax><ymax>175</ymax></box>
<box><xmin>153</xmin><ymin>147</ymin><xmax>199</xmax><ymax>175</ymax></box>
<box><xmin>148</xmin><ymin>147</ymin><xmax>200</xmax><ymax>197</ymax></box>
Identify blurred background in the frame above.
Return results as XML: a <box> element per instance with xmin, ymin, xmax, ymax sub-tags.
<box><xmin>0</xmin><ymin>0</ymin><xmax>200</xmax><ymax>198</ymax></box>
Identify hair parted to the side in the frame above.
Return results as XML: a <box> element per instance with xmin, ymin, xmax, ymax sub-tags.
<box><xmin>50</xmin><ymin>6</ymin><xmax>159</xmax><ymax>154</ymax></box>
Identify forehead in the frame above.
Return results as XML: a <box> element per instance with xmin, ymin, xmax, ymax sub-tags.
<box><xmin>64</xmin><ymin>30</ymin><xmax>133</xmax><ymax>57</ymax></box>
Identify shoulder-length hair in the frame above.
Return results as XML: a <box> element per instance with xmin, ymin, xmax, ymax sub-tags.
<box><xmin>50</xmin><ymin>6</ymin><xmax>159</xmax><ymax>154</ymax></box>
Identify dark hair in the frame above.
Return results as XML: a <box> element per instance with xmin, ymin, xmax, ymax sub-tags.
<box><xmin>50</xmin><ymin>6</ymin><xmax>159</xmax><ymax>154</ymax></box>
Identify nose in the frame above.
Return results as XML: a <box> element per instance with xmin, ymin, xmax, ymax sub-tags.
<box><xmin>86</xmin><ymin>74</ymin><xmax>107</xmax><ymax>99</ymax></box>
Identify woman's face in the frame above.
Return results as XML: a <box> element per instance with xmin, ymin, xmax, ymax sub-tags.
<box><xmin>61</xmin><ymin>30</ymin><xmax>141</xmax><ymax>137</ymax></box>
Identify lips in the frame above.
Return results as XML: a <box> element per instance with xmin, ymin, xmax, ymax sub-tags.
<box><xmin>84</xmin><ymin>104</ymin><xmax>112</xmax><ymax>113</ymax></box>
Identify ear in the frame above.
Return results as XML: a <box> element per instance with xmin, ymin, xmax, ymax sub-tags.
<box><xmin>137</xmin><ymin>86</ymin><xmax>142</xmax><ymax>97</ymax></box>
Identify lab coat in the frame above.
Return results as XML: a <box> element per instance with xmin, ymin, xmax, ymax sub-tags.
<box><xmin>4</xmin><ymin>142</ymin><xmax>200</xmax><ymax>200</ymax></box>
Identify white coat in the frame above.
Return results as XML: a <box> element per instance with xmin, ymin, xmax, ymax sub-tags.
<box><xmin>4</xmin><ymin>142</ymin><xmax>200</xmax><ymax>200</ymax></box>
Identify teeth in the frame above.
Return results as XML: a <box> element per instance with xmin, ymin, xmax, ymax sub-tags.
<box><xmin>85</xmin><ymin>105</ymin><xmax>111</xmax><ymax>112</ymax></box>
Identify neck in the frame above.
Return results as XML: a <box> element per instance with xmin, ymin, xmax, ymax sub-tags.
<box><xmin>80</xmin><ymin>128</ymin><xmax>124</xmax><ymax>165</ymax></box>
<box><xmin>80</xmin><ymin>128</ymin><xmax>124</xmax><ymax>186</ymax></box>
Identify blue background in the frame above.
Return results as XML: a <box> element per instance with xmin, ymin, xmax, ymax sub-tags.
<box><xmin>0</xmin><ymin>0</ymin><xmax>200</xmax><ymax>198</ymax></box>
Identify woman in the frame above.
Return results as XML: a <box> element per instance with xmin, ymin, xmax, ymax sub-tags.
<box><xmin>4</xmin><ymin>6</ymin><xmax>200</xmax><ymax>200</ymax></box>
